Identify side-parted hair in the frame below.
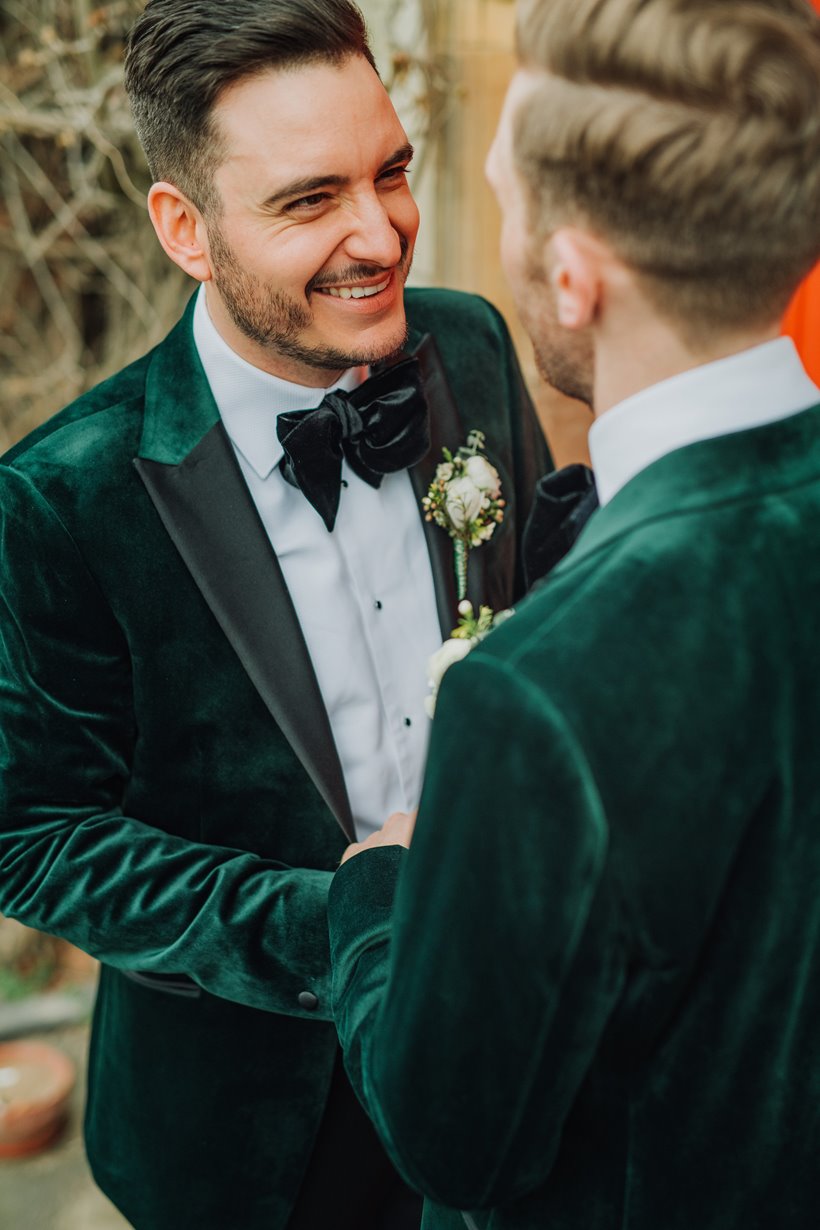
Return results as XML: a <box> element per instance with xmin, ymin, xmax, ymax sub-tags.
<box><xmin>515</xmin><ymin>0</ymin><xmax>820</xmax><ymax>336</ymax></box>
<box><xmin>124</xmin><ymin>0</ymin><xmax>376</xmax><ymax>214</ymax></box>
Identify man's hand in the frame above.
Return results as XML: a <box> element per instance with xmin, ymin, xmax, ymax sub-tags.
<box><xmin>340</xmin><ymin>810</ymin><xmax>417</xmax><ymax>865</ymax></box>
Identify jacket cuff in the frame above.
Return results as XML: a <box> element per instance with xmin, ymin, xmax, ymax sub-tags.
<box><xmin>328</xmin><ymin>845</ymin><xmax>405</xmax><ymax>961</ymax></box>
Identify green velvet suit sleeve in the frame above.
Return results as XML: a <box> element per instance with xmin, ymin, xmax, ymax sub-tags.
<box><xmin>0</xmin><ymin>465</ymin><xmax>333</xmax><ymax>1018</ymax></box>
<box><xmin>329</xmin><ymin>652</ymin><xmax>625</xmax><ymax>1208</ymax></box>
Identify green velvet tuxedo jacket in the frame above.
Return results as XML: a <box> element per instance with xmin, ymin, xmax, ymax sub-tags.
<box><xmin>329</xmin><ymin>404</ymin><xmax>820</xmax><ymax>1230</ymax></box>
<box><xmin>0</xmin><ymin>288</ymin><xmax>548</xmax><ymax>1230</ymax></box>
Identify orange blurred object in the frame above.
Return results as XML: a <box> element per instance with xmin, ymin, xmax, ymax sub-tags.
<box><xmin>781</xmin><ymin>0</ymin><xmax>820</xmax><ymax>382</ymax></box>
<box><xmin>783</xmin><ymin>264</ymin><xmax>820</xmax><ymax>384</ymax></box>
<box><xmin>0</xmin><ymin>1040</ymin><xmax>75</xmax><ymax>1157</ymax></box>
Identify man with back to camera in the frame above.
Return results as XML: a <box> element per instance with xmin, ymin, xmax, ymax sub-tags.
<box><xmin>0</xmin><ymin>1</ymin><xmax>549</xmax><ymax>1226</ymax></box>
<box><xmin>328</xmin><ymin>1</ymin><xmax>820</xmax><ymax>1227</ymax></box>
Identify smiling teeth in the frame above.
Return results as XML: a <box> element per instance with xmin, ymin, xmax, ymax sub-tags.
<box><xmin>321</xmin><ymin>278</ymin><xmax>390</xmax><ymax>300</ymax></box>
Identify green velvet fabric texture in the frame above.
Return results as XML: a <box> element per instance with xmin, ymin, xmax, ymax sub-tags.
<box><xmin>329</xmin><ymin>404</ymin><xmax>820</xmax><ymax>1229</ymax></box>
<box><xmin>0</xmin><ymin>287</ymin><xmax>549</xmax><ymax>1230</ymax></box>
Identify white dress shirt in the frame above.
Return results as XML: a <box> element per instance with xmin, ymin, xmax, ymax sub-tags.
<box><xmin>193</xmin><ymin>287</ymin><xmax>442</xmax><ymax>840</ymax></box>
<box><xmin>589</xmin><ymin>337</ymin><xmax>820</xmax><ymax>507</ymax></box>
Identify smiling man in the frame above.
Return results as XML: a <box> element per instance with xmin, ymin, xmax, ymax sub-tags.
<box><xmin>0</xmin><ymin>3</ymin><xmax>548</xmax><ymax>1229</ymax></box>
<box><xmin>153</xmin><ymin>54</ymin><xmax>420</xmax><ymax>381</ymax></box>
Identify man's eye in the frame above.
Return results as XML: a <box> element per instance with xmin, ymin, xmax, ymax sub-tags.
<box><xmin>378</xmin><ymin>166</ymin><xmax>410</xmax><ymax>185</ymax></box>
<box><xmin>288</xmin><ymin>193</ymin><xmax>330</xmax><ymax>211</ymax></box>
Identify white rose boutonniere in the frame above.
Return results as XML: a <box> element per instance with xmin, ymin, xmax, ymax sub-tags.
<box><xmin>444</xmin><ymin>476</ymin><xmax>485</xmax><ymax>531</ymax></box>
<box><xmin>425</xmin><ymin>601</ymin><xmax>514</xmax><ymax>718</ymax></box>
<box><xmin>421</xmin><ymin>430</ymin><xmax>505</xmax><ymax>601</ymax></box>
<box><xmin>463</xmin><ymin>454</ymin><xmax>502</xmax><ymax>497</ymax></box>
<box><xmin>421</xmin><ymin>430</ymin><xmax>511</xmax><ymax>717</ymax></box>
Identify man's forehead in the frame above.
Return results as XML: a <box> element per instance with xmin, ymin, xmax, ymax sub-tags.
<box><xmin>212</xmin><ymin>57</ymin><xmax>406</xmax><ymax>171</ymax></box>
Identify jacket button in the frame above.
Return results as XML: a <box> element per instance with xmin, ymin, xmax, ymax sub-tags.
<box><xmin>298</xmin><ymin>991</ymin><xmax>319</xmax><ymax>1011</ymax></box>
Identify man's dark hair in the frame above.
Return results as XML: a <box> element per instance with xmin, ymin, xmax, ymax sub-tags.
<box><xmin>124</xmin><ymin>0</ymin><xmax>376</xmax><ymax>214</ymax></box>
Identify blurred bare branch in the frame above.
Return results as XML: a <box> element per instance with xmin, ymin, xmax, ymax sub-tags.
<box><xmin>0</xmin><ymin>0</ymin><xmax>188</xmax><ymax>448</ymax></box>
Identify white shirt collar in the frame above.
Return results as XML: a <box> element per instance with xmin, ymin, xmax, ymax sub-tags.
<box><xmin>588</xmin><ymin>337</ymin><xmax>820</xmax><ymax>507</ymax></box>
<box><xmin>192</xmin><ymin>284</ymin><xmax>368</xmax><ymax>479</ymax></box>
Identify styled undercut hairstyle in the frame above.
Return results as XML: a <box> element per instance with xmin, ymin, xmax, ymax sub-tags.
<box><xmin>514</xmin><ymin>0</ymin><xmax>820</xmax><ymax>339</ymax></box>
<box><xmin>124</xmin><ymin>0</ymin><xmax>376</xmax><ymax>215</ymax></box>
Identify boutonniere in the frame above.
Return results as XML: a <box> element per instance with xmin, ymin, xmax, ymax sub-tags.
<box><xmin>422</xmin><ymin>430</ymin><xmax>505</xmax><ymax>602</ymax></box>
<box><xmin>422</xmin><ymin>430</ymin><xmax>512</xmax><ymax>718</ymax></box>
<box><xmin>425</xmin><ymin>600</ymin><xmax>514</xmax><ymax>718</ymax></box>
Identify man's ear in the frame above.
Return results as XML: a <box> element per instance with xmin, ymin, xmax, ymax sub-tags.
<box><xmin>548</xmin><ymin>228</ymin><xmax>605</xmax><ymax>330</ymax></box>
<box><xmin>147</xmin><ymin>182</ymin><xmax>213</xmax><ymax>282</ymax></box>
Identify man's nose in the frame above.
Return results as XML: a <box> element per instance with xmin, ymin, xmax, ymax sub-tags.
<box><xmin>343</xmin><ymin>192</ymin><xmax>403</xmax><ymax>268</ymax></box>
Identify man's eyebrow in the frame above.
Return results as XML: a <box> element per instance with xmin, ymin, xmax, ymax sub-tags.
<box><xmin>262</xmin><ymin>143</ymin><xmax>415</xmax><ymax>211</ymax></box>
<box><xmin>377</xmin><ymin>143</ymin><xmax>415</xmax><ymax>175</ymax></box>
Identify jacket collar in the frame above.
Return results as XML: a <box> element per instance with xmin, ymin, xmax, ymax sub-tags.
<box><xmin>560</xmin><ymin>402</ymin><xmax>820</xmax><ymax>576</ymax></box>
<box><xmin>138</xmin><ymin>293</ymin><xmax>218</xmax><ymax>464</ymax></box>
<box><xmin>589</xmin><ymin>337</ymin><xmax>820</xmax><ymax>508</ymax></box>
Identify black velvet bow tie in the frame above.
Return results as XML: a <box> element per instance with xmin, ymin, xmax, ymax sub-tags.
<box><xmin>277</xmin><ymin>356</ymin><xmax>430</xmax><ymax>531</ymax></box>
<box><xmin>523</xmin><ymin>464</ymin><xmax>600</xmax><ymax>590</ymax></box>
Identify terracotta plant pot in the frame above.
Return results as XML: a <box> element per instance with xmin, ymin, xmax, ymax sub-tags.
<box><xmin>0</xmin><ymin>1040</ymin><xmax>76</xmax><ymax>1158</ymax></box>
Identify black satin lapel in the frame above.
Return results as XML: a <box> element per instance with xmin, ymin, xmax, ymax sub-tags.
<box><xmin>407</xmin><ymin>333</ymin><xmax>490</xmax><ymax>634</ymax></box>
<box><xmin>407</xmin><ymin>337</ymin><xmax>459</xmax><ymax>635</ymax></box>
<box><xmin>134</xmin><ymin>422</ymin><xmax>354</xmax><ymax>840</ymax></box>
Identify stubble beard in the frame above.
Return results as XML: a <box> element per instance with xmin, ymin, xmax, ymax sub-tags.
<box><xmin>533</xmin><ymin>334</ymin><xmax>594</xmax><ymax>409</ymax></box>
<box><xmin>208</xmin><ymin>225</ymin><xmax>412</xmax><ymax>373</ymax></box>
